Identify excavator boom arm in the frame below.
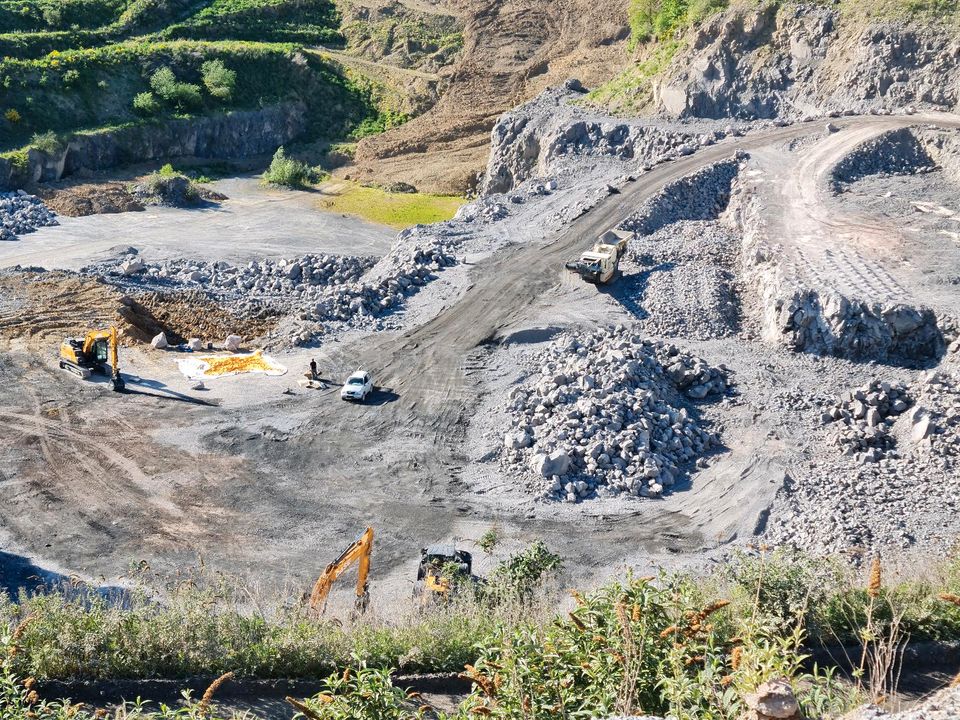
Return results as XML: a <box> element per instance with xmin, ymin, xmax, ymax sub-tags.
<box><xmin>80</xmin><ymin>327</ymin><xmax>120</xmax><ymax>379</ymax></box>
<box><xmin>309</xmin><ymin>527</ymin><xmax>374</xmax><ymax>612</ymax></box>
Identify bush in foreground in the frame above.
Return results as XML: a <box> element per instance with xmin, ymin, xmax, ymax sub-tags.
<box><xmin>3</xmin><ymin>550</ymin><xmax>960</xmax><ymax>718</ymax></box>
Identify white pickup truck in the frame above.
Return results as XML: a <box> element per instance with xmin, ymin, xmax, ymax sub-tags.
<box><xmin>341</xmin><ymin>369</ymin><xmax>373</xmax><ymax>402</ymax></box>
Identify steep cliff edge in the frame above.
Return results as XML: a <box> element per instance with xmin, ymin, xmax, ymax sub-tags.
<box><xmin>593</xmin><ymin>1</ymin><xmax>960</xmax><ymax>120</ymax></box>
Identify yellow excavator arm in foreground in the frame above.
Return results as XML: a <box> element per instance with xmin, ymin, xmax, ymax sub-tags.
<box><xmin>309</xmin><ymin>527</ymin><xmax>374</xmax><ymax>614</ymax></box>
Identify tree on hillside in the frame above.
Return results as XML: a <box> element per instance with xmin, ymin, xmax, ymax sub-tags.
<box><xmin>201</xmin><ymin>59</ymin><xmax>236</xmax><ymax>101</ymax></box>
<box><xmin>149</xmin><ymin>66</ymin><xmax>202</xmax><ymax>113</ymax></box>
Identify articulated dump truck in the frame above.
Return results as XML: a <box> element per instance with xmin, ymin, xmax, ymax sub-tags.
<box><xmin>565</xmin><ymin>230</ymin><xmax>630</xmax><ymax>284</ymax></box>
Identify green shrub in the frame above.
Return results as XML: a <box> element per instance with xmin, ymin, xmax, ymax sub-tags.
<box><xmin>262</xmin><ymin>145</ymin><xmax>313</xmax><ymax>187</ymax></box>
<box><xmin>132</xmin><ymin>90</ymin><xmax>161</xmax><ymax>115</ymax></box>
<box><xmin>478</xmin><ymin>527</ymin><xmax>499</xmax><ymax>554</ymax></box>
<box><xmin>2</xmin><ymin>149</ymin><xmax>30</xmax><ymax>173</ymax></box>
<box><xmin>349</xmin><ymin>108</ymin><xmax>409</xmax><ymax>139</ymax></box>
<box><xmin>296</xmin><ymin>659</ymin><xmax>427</xmax><ymax>720</ymax></box>
<box><xmin>201</xmin><ymin>58</ymin><xmax>236</xmax><ymax>100</ymax></box>
<box><xmin>488</xmin><ymin>540</ymin><xmax>563</xmax><ymax>599</ymax></box>
<box><xmin>149</xmin><ymin>65</ymin><xmax>202</xmax><ymax>111</ymax></box>
<box><xmin>61</xmin><ymin>67</ymin><xmax>81</xmax><ymax>86</ymax></box>
<box><xmin>628</xmin><ymin>0</ymin><xmax>729</xmax><ymax>47</ymax></box>
<box><xmin>460</xmin><ymin>574</ymin><xmax>855</xmax><ymax>719</ymax></box>
<box><xmin>30</xmin><ymin>129</ymin><xmax>64</xmax><ymax>153</ymax></box>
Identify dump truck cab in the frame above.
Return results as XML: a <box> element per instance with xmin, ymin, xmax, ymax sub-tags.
<box><xmin>577</xmin><ymin>249</ymin><xmax>617</xmax><ymax>283</ymax></box>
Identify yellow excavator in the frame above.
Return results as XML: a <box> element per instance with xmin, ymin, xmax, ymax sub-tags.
<box><xmin>58</xmin><ymin>326</ymin><xmax>125</xmax><ymax>392</ymax></box>
<box><xmin>309</xmin><ymin>527</ymin><xmax>374</xmax><ymax>615</ymax></box>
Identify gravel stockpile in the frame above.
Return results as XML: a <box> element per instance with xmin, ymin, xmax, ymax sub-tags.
<box><xmin>821</xmin><ymin>379</ymin><xmax>912</xmax><ymax>464</ymax></box>
<box><xmin>622</xmin><ymin>221</ymin><xmax>740</xmax><ymax>340</ymax></box>
<box><xmin>500</xmin><ymin>326</ymin><xmax>727</xmax><ymax>503</ymax></box>
<box><xmin>109</xmin><ymin>253</ymin><xmax>376</xmax><ymax>297</ymax></box>
<box><xmin>907</xmin><ymin>360</ymin><xmax>960</xmax><ymax>462</ymax></box>
<box><xmin>831</xmin><ymin>127</ymin><xmax>936</xmax><ymax>191</ymax></box>
<box><xmin>299</xmin><ymin>227</ymin><xmax>462</xmax><ymax>327</ymax></box>
<box><xmin>618</xmin><ymin>157</ymin><xmax>741</xmax><ymax>236</ymax></box>
<box><xmin>766</xmin><ymin>357</ymin><xmax>960</xmax><ymax>554</ymax></box>
<box><xmin>1</xmin><ymin>190</ymin><xmax>58</xmax><ymax>241</ymax></box>
<box><xmin>130</xmin><ymin>175</ymin><xmax>226</xmax><ymax>207</ymax></box>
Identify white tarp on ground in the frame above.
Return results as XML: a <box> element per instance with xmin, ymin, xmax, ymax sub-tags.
<box><xmin>177</xmin><ymin>350</ymin><xmax>288</xmax><ymax>379</ymax></box>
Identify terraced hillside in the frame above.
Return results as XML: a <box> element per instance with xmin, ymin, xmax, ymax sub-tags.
<box><xmin>0</xmin><ymin>0</ymin><xmax>460</xmax><ymax>186</ymax></box>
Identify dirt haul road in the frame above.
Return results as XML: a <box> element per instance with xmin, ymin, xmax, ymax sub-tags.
<box><xmin>3</xmin><ymin>113</ymin><xmax>958</xmax><ymax>602</ymax></box>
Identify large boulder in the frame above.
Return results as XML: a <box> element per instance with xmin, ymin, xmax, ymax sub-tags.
<box><xmin>530</xmin><ymin>449</ymin><xmax>571</xmax><ymax>477</ymax></box>
<box><xmin>743</xmin><ymin>678</ymin><xmax>802</xmax><ymax>720</ymax></box>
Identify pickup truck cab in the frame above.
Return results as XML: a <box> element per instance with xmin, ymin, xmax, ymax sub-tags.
<box><xmin>341</xmin><ymin>370</ymin><xmax>373</xmax><ymax>402</ymax></box>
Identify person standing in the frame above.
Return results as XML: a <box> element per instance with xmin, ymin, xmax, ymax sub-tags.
<box><xmin>309</xmin><ymin>358</ymin><xmax>318</xmax><ymax>380</ymax></box>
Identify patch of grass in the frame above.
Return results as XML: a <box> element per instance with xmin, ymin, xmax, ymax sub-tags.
<box><xmin>0</xmin><ymin>0</ymin><xmax>129</xmax><ymax>33</ymax></box>
<box><xmin>319</xmin><ymin>182</ymin><xmax>464</xmax><ymax>228</ymax></box>
<box><xmin>348</xmin><ymin>108</ymin><xmax>409</xmax><ymax>139</ymax></box>
<box><xmin>587</xmin><ymin>39</ymin><xmax>682</xmax><ymax>114</ymax></box>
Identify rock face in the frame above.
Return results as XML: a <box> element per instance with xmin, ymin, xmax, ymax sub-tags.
<box><xmin>499</xmin><ymin>326</ymin><xmax>726</xmax><ymax>502</ymax></box>
<box><xmin>0</xmin><ymin>102</ymin><xmax>306</xmax><ymax>190</ymax></box>
<box><xmin>481</xmin><ymin>87</ymin><xmax>707</xmax><ymax>194</ymax></box>
<box><xmin>649</xmin><ymin>4</ymin><xmax>960</xmax><ymax>119</ymax></box>
<box><xmin>0</xmin><ymin>190</ymin><xmax>58</xmax><ymax>240</ymax></box>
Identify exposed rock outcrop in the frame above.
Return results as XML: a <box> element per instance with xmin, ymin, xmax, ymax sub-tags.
<box><xmin>482</xmin><ymin>88</ymin><xmax>705</xmax><ymax>194</ymax></box>
<box><xmin>646</xmin><ymin>4</ymin><xmax>960</xmax><ymax>119</ymax></box>
<box><xmin>0</xmin><ymin>102</ymin><xmax>306</xmax><ymax>190</ymax></box>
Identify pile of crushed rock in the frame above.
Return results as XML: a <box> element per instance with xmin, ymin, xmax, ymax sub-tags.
<box><xmin>820</xmin><ymin>379</ymin><xmax>912</xmax><ymax>464</ymax></box>
<box><xmin>622</xmin><ymin>220</ymin><xmax>741</xmax><ymax>340</ymax></box>
<box><xmin>107</xmin><ymin>253</ymin><xmax>376</xmax><ymax>300</ymax></box>
<box><xmin>1</xmin><ymin>190</ymin><xmax>58</xmax><ymax>241</ymax></box>
<box><xmin>618</xmin><ymin>157</ymin><xmax>741</xmax><ymax>236</ymax></box>
<box><xmin>765</xmin><ymin>347</ymin><xmax>960</xmax><ymax>554</ymax></box>
<box><xmin>87</xmin><ymin>224</ymin><xmax>466</xmax><ymax>346</ymax></box>
<box><xmin>300</xmin><ymin>228</ymin><xmax>460</xmax><ymax>325</ymax></box>
<box><xmin>830</xmin><ymin>127</ymin><xmax>937</xmax><ymax>191</ymax></box>
<box><xmin>131</xmin><ymin>174</ymin><xmax>225</xmax><ymax>207</ymax></box>
<box><xmin>499</xmin><ymin>326</ymin><xmax>727</xmax><ymax>503</ymax></box>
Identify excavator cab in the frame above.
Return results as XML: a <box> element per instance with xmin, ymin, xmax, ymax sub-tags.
<box><xmin>416</xmin><ymin>544</ymin><xmax>473</xmax><ymax>601</ymax></box>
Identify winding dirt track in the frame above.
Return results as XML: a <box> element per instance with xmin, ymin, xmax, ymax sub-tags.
<box><xmin>4</xmin><ymin>113</ymin><xmax>960</xmax><ymax>598</ymax></box>
<box><xmin>752</xmin><ymin>115</ymin><xmax>960</xmax><ymax>320</ymax></box>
